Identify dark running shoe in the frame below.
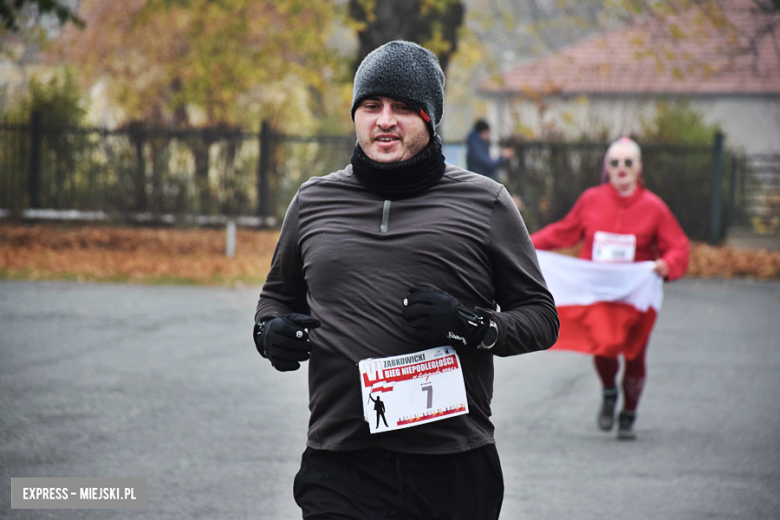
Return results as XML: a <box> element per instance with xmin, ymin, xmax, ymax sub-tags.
<box><xmin>617</xmin><ymin>410</ymin><xmax>637</xmax><ymax>440</ymax></box>
<box><xmin>598</xmin><ymin>388</ymin><xmax>618</xmax><ymax>431</ymax></box>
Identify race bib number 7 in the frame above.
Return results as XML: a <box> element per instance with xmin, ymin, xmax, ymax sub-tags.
<box><xmin>358</xmin><ymin>347</ymin><xmax>469</xmax><ymax>434</ymax></box>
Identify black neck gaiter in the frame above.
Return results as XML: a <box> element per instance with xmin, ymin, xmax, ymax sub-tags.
<box><xmin>351</xmin><ymin>135</ymin><xmax>446</xmax><ymax>200</ymax></box>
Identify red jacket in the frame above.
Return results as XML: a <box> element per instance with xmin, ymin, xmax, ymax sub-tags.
<box><xmin>531</xmin><ymin>183</ymin><xmax>690</xmax><ymax>281</ymax></box>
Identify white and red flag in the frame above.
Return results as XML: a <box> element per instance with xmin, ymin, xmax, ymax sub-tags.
<box><xmin>536</xmin><ymin>250</ymin><xmax>664</xmax><ymax>359</ymax></box>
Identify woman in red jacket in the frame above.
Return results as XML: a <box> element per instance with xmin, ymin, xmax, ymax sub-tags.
<box><xmin>531</xmin><ymin>137</ymin><xmax>690</xmax><ymax>439</ymax></box>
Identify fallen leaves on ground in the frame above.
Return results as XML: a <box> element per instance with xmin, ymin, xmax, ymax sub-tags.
<box><xmin>687</xmin><ymin>242</ymin><xmax>780</xmax><ymax>279</ymax></box>
<box><xmin>1</xmin><ymin>223</ymin><xmax>278</xmax><ymax>287</ymax></box>
<box><xmin>1</xmin><ymin>224</ymin><xmax>779</xmax><ymax>286</ymax></box>
<box><xmin>553</xmin><ymin>242</ymin><xmax>780</xmax><ymax>279</ymax></box>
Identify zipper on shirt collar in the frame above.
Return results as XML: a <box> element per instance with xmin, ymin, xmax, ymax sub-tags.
<box><xmin>380</xmin><ymin>200</ymin><xmax>391</xmax><ymax>234</ymax></box>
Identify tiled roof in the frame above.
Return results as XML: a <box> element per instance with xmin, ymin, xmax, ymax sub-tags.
<box><xmin>480</xmin><ymin>0</ymin><xmax>780</xmax><ymax>96</ymax></box>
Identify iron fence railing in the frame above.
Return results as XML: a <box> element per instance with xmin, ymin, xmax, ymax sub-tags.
<box><xmin>733</xmin><ymin>154</ymin><xmax>780</xmax><ymax>234</ymax></box>
<box><xmin>499</xmin><ymin>139</ymin><xmax>726</xmax><ymax>242</ymax></box>
<box><xmin>2</xmin><ymin>112</ymin><xmax>765</xmax><ymax>243</ymax></box>
<box><xmin>0</xmin><ymin>114</ymin><xmax>356</xmax><ymax>226</ymax></box>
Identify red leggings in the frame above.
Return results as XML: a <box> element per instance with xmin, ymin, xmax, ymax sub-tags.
<box><xmin>594</xmin><ymin>342</ymin><xmax>647</xmax><ymax>412</ymax></box>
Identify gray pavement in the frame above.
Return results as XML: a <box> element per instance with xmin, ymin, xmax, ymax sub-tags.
<box><xmin>0</xmin><ymin>279</ymin><xmax>778</xmax><ymax>519</ymax></box>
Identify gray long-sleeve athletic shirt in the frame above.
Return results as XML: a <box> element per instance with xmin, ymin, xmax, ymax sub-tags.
<box><xmin>256</xmin><ymin>163</ymin><xmax>559</xmax><ymax>454</ymax></box>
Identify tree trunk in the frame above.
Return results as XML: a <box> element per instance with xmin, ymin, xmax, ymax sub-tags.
<box><xmin>349</xmin><ymin>0</ymin><xmax>464</xmax><ymax>74</ymax></box>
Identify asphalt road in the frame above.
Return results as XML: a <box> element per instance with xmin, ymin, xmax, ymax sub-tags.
<box><xmin>1</xmin><ymin>279</ymin><xmax>778</xmax><ymax>519</ymax></box>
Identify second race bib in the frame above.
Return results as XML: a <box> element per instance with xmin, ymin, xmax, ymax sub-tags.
<box><xmin>592</xmin><ymin>231</ymin><xmax>636</xmax><ymax>263</ymax></box>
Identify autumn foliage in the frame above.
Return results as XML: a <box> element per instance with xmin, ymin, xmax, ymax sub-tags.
<box><xmin>1</xmin><ymin>224</ymin><xmax>779</xmax><ymax>287</ymax></box>
<box><xmin>0</xmin><ymin>224</ymin><xmax>277</xmax><ymax>286</ymax></box>
<box><xmin>687</xmin><ymin>242</ymin><xmax>780</xmax><ymax>279</ymax></box>
<box><xmin>50</xmin><ymin>0</ymin><xmax>347</xmax><ymax>131</ymax></box>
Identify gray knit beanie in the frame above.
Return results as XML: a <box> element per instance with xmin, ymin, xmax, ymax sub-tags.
<box><xmin>351</xmin><ymin>40</ymin><xmax>445</xmax><ymax>131</ymax></box>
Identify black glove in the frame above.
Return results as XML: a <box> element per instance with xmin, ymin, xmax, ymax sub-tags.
<box><xmin>401</xmin><ymin>286</ymin><xmax>489</xmax><ymax>350</ymax></box>
<box><xmin>254</xmin><ymin>313</ymin><xmax>321</xmax><ymax>372</ymax></box>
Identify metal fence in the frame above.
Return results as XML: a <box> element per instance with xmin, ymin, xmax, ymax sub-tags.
<box><xmin>501</xmin><ymin>138</ymin><xmax>730</xmax><ymax>242</ymax></box>
<box><xmin>2</xmin><ymin>113</ymin><xmax>770</xmax><ymax>243</ymax></box>
<box><xmin>732</xmin><ymin>154</ymin><xmax>780</xmax><ymax>235</ymax></box>
<box><xmin>0</xmin><ymin>114</ymin><xmax>355</xmax><ymax>226</ymax></box>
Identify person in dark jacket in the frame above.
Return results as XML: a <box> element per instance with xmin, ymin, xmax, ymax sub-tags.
<box><xmin>253</xmin><ymin>40</ymin><xmax>559</xmax><ymax>520</ymax></box>
<box><xmin>466</xmin><ymin>119</ymin><xmax>514</xmax><ymax>180</ymax></box>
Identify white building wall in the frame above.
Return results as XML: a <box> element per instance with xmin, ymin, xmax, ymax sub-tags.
<box><xmin>487</xmin><ymin>94</ymin><xmax>780</xmax><ymax>154</ymax></box>
<box><xmin>699</xmin><ymin>98</ymin><xmax>780</xmax><ymax>154</ymax></box>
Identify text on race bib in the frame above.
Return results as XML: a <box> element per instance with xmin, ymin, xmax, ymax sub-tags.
<box><xmin>358</xmin><ymin>346</ymin><xmax>469</xmax><ymax>434</ymax></box>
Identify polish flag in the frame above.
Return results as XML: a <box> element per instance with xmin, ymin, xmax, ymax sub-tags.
<box><xmin>371</xmin><ymin>381</ymin><xmax>396</xmax><ymax>393</ymax></box>
<box><xmin>536</xmin><ymin>250</ymin><xmax>664</xmax><ymax>359</ymax></box>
